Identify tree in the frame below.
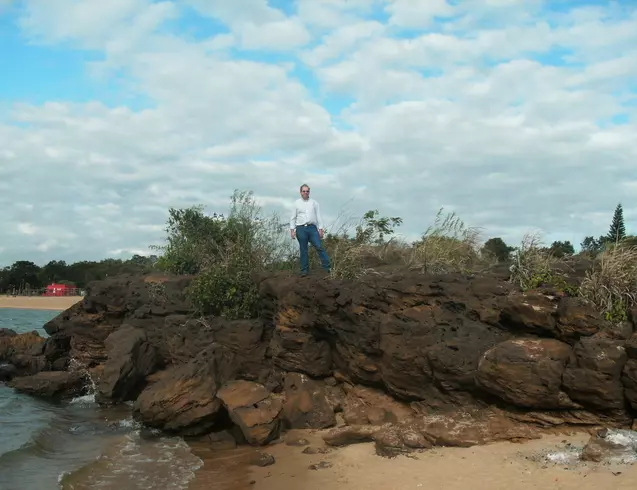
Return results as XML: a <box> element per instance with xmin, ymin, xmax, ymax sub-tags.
<box><xmin>607</xmin><ymin>203</ymin><xmax>626</xmax><ymax>243</ymax></box>
<box><xmin>354</xmin><ymin>210</ymin><xmax>403</xmax><ymax>245</ymax></box>
<box><xmin>549</xmin><ymin>240</ymin><xmax>575</xmax><ymax>258</ymax></box>
<box><xmin>482</xmin><ymin>237</ymin><xmax>515</xmax><ymax>262</ymax></box>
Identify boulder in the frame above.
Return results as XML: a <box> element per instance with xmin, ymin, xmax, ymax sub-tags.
<box><xmin>554</xmin><ymin>297</ymin><xmax>605</xmax><ymax>341</ymax></box>
<box><xmin>0</xmin><ymin>331</ymin><xmax>46</xmax><ymax>376</ymax></box>
<box><xmin>475</xmin><ymin>339</ymin><xmax>576</xmax><ymax>409</ymax></box>
<box><xmin>133</xmin><ymin>344</ymin><xmax>236</xmax><ymax>436</ymax></box>
<box><xmin>216</xmin><ymin>380</ymin><xmax>282</xmax><ymax>445</ymax></box>
<box><xmin>8</xmin><ymin>371</ymin><xmax>86</xmax><ymax>399</ymax></box>
<box><xmin>96</xmin><ymin>326</ymin><xmax>161</xmax><ymax>403</ymax></box>
<box><xmin>562</xmin><ymin>338</ymin><xmax>628</xmax><ymax>409</ymax></box>
<box><xmin>281</xmin><ymin>373</ymin><xmax>336</xmax><ymax>430</ymax></box>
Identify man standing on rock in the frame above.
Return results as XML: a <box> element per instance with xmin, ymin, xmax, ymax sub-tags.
<box><xmin>289</xmin><ymin>184</ymin><xmax>331</xmax><ymax>276</ymax></box>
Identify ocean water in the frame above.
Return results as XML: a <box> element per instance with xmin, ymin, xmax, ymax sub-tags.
<box><xmin>0</xmin><ymin>308</ymin><xmax>203</xmax><ymax>490</ymax></box>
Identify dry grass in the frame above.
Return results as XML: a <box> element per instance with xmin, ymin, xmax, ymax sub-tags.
<box><xmin>406</xmin><ymin>209</ymin><xmax>487</xmax><ymax>275</ymax></box>
<box><xmin>579</xmin><ymin>243</ymin><xmax>637</xmax><ymax>321</ymax></box>
<box><xmin>508</xmin><ymin>232</ymin><xmax>566</xmax><ymax>291</ymax></box>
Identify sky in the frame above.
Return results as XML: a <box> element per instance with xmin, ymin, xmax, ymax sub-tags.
<box><xmin>1</xmin><ymin>0</ymin><xmax>636</xmax><ymax>266</ymax></box>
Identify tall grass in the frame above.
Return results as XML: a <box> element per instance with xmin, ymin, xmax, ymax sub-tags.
<box><xmin>579</xmin><ymin>244</ymin><xmax>637</xmax><ymax>322</ymax></box>
<box><xmin>406</xmin><ymin>209</ymin><xmax>486</xmax><ymax>275</ymax></box>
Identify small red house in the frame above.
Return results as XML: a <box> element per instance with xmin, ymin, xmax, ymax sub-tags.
<box><xmin>43</xmin><ymin>283</ymin><xmax>76</xmax><ymax>296</ymax></box>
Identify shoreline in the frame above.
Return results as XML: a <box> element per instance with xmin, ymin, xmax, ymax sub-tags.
<box><xmin>0</xmin><ymin>295</ymin><xmax>82</xmax><ymax>311</ymax></box>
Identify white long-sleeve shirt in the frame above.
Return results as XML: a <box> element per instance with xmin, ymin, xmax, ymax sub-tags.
<box><xmin>289</xmin><ymin>198</ymin><xmax>324</xmax><ymax>230</ymax></box>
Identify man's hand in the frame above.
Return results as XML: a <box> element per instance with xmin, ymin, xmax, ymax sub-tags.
<box><xmin>319</xmin><ymin>228</ymin><xmax>324</xmax><ymax>239</ymax></box>
<box><xmin>291</xmin><ymin>229</ymin><xmax>296</xmax><ymax>239</ymax></box>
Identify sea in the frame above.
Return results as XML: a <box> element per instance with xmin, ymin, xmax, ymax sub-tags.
<box><xmin>0</xmin><ymin>308</ymin><xmax>204</xmax><ymax>490</ymax></box>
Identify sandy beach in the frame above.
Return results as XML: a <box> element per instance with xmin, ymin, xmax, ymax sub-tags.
<box><xmin>0</xmin><ymin>295</ymin><xmax>82</xmax><ymax>311</ymax></box>
<box><xmin>246</xmin><ymin>434</ymin><xmax>637</xmax><ymax>490</ymax></box>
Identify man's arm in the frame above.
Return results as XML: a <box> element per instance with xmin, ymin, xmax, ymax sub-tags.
<box><xmin>289</xmin><ymin>202</ymin><xmax>297</xmax><ymax>238</ymax></box>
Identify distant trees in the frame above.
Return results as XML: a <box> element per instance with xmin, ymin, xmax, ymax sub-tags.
<box><xmin>548</xmin><ymin>240</ymin><xmax>575</xmax><ymax>258</ymax></box>
<box><xmin>0</xmin><ymin>255</ymin><xmax>158</xmax><ymax>293</ymax></box>
<box><xmin>482</xmin><ymin>237</ymin><xmax>515</xmax><ymax>262</ymax></box>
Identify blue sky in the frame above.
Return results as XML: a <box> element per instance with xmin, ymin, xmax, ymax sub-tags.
<box><xmin>0</xmin><ymin>0</ymin><xmax>636</xmax><ymax>264</ymax></box>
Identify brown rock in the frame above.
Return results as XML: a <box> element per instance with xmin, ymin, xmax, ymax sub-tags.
<box><xmin>96</xmin><ymin>326</ymin><xmax>161</xmax><ymax>403</ymax></box>
<box><xmin>133</xmin><ymin>344</ymin><xmax>235</xmax><ymax>436</ymax></box>
<box><xmin>475</xmin><ymin>339</ymin><xmax>575</xmax><ymax>409</ymax></box>
<box><xmin>562</xmin><ymin>338</ymin><xmax>627</xmax><ymax>409</ymax></box>
<box><xmin>322</xmin><ymin>424</ymin><xmax>385</xmax><ymax>446</ymax></box>
<box><xmin>621</xmin><ymin>359</ymin><xmax>637</xmax><ymax>410</ymax></box>
<box><xmin>342</xmin><ymin>384</ymin><xmax>413</xmax><ymax>425</ymax></box>
<box><xmin>0</xmin><ymin>331</ymin><xmax>46</xmax><ymax>376</ymax></box>
<box><xmin>281</xmin><ymin>373</ymin><xmax>336</xmax><ymax>430</ymax></box>
<box><xmin>216</xmin><ymin>380</ymin><xmax>283</xmax><ymax>445</ymax></box>
<box><xmin>8</xmin><ymin>371</ymin><xmax>86</xmax><ymax>399</ymax></box>
<box><xmin>555</xmin><ymin>297</ymin><xmax>604</xmax><ymax>341</ymax></box>
<box><xmin>499</xmin><ymin>293</ymin><xmax>557</xmax><ymax>336</ymax></box>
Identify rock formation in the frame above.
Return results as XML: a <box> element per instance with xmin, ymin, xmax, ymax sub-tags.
<box><xmin>2</xmin><ymin>270</ymin><xmax>637</xmax><ymax>455</ymax></box>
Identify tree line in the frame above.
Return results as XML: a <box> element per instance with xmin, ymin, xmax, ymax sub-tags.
<box><xmin>0</xmin><ymin>255</ymin><xmax>158</xmax><ymax>293</ymax></box>
<box><xmin>482</xmin><ymin>203</ymin><xmax>634</xmax><ymax>262</ymax></box>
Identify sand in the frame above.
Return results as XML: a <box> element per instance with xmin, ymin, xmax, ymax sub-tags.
<box><xmin>246</xmin><ymin>434</ymin><xmax>637</xmax><ymax>490</ymax></box>
<box><xmin>0</xmin><ymin>295</ymin><xmax>82</xmax><ymax>311</ymax></box>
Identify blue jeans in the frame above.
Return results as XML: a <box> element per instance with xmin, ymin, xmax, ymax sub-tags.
<box><xmin>296</xmin><ymin>224</ymin><xmax>330</xmax><ymax>274</ymax></box>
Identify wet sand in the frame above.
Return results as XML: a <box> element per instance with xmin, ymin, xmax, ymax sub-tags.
<box><xmin>0</xmin><ymin>295</ymin><xmax>82</xmax><ymax>310</ymax></box>
<box><xmin>235</xmin><ymin>433</ymin><xmax>637</xmax><ymax>490</ymax></box>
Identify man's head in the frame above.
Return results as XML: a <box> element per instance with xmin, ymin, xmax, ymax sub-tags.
<box><xmin>299</xmin><ymin>184</ymin><xmax>310</xmax><ymax>200</ymax></box>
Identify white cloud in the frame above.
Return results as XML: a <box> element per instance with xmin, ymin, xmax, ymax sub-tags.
<box><xmin>1</xmin><ymin>0</ymin><xmax>636</xmax><ymax>265</ymax></box>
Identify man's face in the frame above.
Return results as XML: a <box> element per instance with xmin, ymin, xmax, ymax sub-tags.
<box><xmin>300</xmin><ymin>187</ymin><xmax>310</xmax><ymax>199</ymax></box>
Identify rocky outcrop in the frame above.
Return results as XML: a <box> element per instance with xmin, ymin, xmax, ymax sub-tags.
<box><xmin>4</xmin><ymin>270</ymin><xmax>637</xmax><ymax>456</ymax></box>
<box><xmin>7</xmin><ymin>371</ymin><xmax>86</xmax><ymax>399</ymax></box>
<box><xmin>0</xmin><ymin>329</ymin><xmax>46</xmax><ymax>379</ymax></box>
<box><xmin>96</xmin><ymin>326</ymin><xmax>161</xmax><ymax>403</ymax></box>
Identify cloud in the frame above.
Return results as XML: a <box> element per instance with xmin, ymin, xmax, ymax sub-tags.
<box><xmin>0</xmin><ymin>0</ymin><xmax>636</xmax><ymax>265</ymax></box>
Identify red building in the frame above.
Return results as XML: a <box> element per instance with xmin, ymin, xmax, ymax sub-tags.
<box><xmin>43</xmin><ymin>283</ymin><xmax>76</xmax><ymax>296</ymax></box>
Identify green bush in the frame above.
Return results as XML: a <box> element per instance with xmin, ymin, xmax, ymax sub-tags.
<box><xmin>187</xmin><ymin>266</ymin><xmax>260</xmax><ymax>320</ymax></box>
<box><xmin>152</xmin><ymin>190</ymin><xmax>294</xmax><ymax>318</ymax></box>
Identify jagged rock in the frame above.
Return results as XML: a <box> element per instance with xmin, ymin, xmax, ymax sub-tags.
<box><xmin>96</xmin><ymin>326</ymin><xmax>161</xmax><ymax>403</ymax></box>
<box><xmin>0</xmin><ymin>331</ymin><xmax>46</xmax><ymax>376</ymax></box>
<box><xmin>562</xmin><ymin>337</ymin><xmax>627</xmax><ymax>409</ymax></box>
<box><xmin>341</xmin><ymin>384</ymin><xmax>413</xmax><ymax>425</ymax></box>
<box><xmin>133</xmin><ymin>344</ymin><xmax>236</xmax><ymax>436</ymax></box>
<box><xmin>581</xmin><ymin>428</ymin><xmax>637</xmax><ymax>463</ymax></box>
<box><xmin>622</xmin><ymin>359</ymin><xmax>637</xmax><ymax>410</ymax></box>
<box><xmin>248</xmin><ymin>451</ymin><xmax>276</xmax><ymax>467</ymax></box>
<box><xmin>499</xmin><ymin>293</ymin><xmax>558</xmax><ymax>336</ymax></box>
<box><xmin>284</xmin><ymin>429</ymin><xmax>311</xmax><ymax>446</ymax></box>
<box><xmin>10</xmin><ymin>269</ymin><xmax>637</xmax><ymax>442</ymax></box>
<box><xmin>373</xmin><ymin>424</ymin><xmax>431</xmax><ymax>457</ymax></box>
<box><xmin>8</xmin><ymin>371</ymin><xmax>86</xmax><ymax>399</ymax></box>
<box><xmin>0</xmin><ymin>363</ymin><xmax>17</xmax><ymax>381</ymax></box>
<box><xmin>281</xmin><ymin>372</ymin><xmax>336</xmax><ymax>430</ymax></box>
<box><xmin>554</xmin><ymin>297</ymin><xmax>605</xmax><ymax>341</ymax></box>
<box><xmin>216</xmin><ymin>380</ymin><xmax>283</xmax><ymax>445</ymax></box>
<box><xmin>323</xmin><ymin>424</ymin><xmax>384</xmax><ymax>446</ymax></box>
<box><xmin>475</xmin><ymin>339</ymin><xmax>576</xmax><ymax>409</ymax></box>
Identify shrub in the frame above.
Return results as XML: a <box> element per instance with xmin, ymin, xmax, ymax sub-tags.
<box><xmin>153</xmin><ymin>190</ymin><xmax>294</xmax><ymax>319</ymax></box>
<box><xmin>579</xmin><ymin>243</ymin><xmax>637</xmax><ymax>323</ymax></box>
<box><xmin>407</xmin><ymin>209</ymin><xmax>485</xmax><ymax>275</ymax></box>
<box><xmin>508</xmin><ymin>233</ymin><xmax>572</xmax><ymax>292</ymax></box>
<box><xmin>318</xmin><ymin>209</ymin><xmax>404</xmax><ymax>279</ymax></box>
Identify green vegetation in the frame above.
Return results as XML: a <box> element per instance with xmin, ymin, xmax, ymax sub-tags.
<box><xmin>2</xmin><ymin>194</ymin><xmax>635</xmax><ymax>326</ymax></box>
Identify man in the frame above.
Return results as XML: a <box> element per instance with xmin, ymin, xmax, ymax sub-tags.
<box><xmin>289</xmin><ymin>184</ymin><xmax>330</xmax><ymax>276</ymax></box>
